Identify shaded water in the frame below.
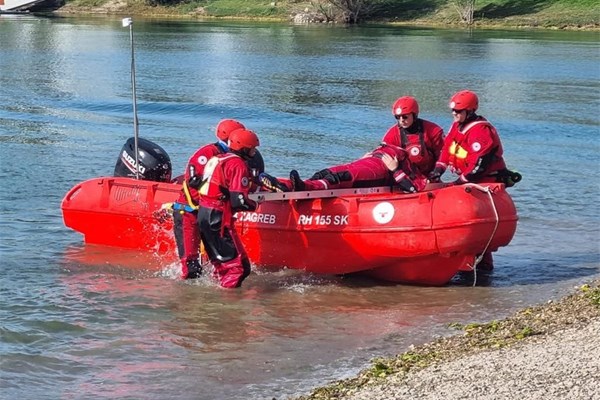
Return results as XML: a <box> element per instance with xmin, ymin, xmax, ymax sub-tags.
<box><xmin>1</xmin><ymin>15</ymin><xmax>599</xmax><ymax>399</ymax></box>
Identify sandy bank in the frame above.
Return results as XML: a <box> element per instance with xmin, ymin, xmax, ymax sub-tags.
<box><xmin>293</xmin><ymin>280</ymin><xmax>600</xmax><ymax>400</ymax></box>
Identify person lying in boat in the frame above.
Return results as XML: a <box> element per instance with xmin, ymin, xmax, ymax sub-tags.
<box><xmin>381</xmin><ymin>96</ymin><xmax>444</xmax><ymax>177</ymax></box>
<box><xmin>171</xmin><ymin>119</ymin><xmax>264</xmax><ymax>280</ymax></box>
<box><xmin>259</xmin><ymin>143</ymin><xmax>427</xmax><ymax>193</ymax></box>
<box><xmin>198</xmin><ymin>128</ymin><xmax>261</xmax><ymax>289</ymax></box>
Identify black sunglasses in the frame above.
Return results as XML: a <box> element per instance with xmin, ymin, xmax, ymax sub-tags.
<box><xmin>395</xmin><ymin>114</ymin><xmax>411</xmax><ymax>120</ymax></box>
<box><xmin>451</xmin><ymin>109</ymin><xmax>465</xmax><ymax>114</ymax></box>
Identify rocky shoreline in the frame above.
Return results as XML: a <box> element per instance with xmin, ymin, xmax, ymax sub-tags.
<box><xmin>291</xmin><ymin>280</ymin><xmax>600</xmax><ymax>400</ymax></box>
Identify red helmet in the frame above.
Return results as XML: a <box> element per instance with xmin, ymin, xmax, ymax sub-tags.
<box><xmin>228</xmin><ymin>128</ymin><xmax>260</xmax><ymax>152</ymax></box>
<box><xmin>392</xmin><ymin>96</ymin><xmax>419</xmax><ymax>116</ymax></box>
<box><xmin>216</xmin><ymin>119</ymin><xmax>245</xmax><ymax>141</ymax></box>
<box><xmin>449</xmin><ymin>90</ymin><xmax>478</xmax><ymax>111</ymax></box>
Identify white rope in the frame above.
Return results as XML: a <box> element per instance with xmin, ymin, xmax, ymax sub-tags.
<box><xmin>463</xmin><ymin>183</ymin><xmax>500</xmax><ymax>286</ymax></box>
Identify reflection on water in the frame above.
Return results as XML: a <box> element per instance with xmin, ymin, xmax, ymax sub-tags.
<box><xmin>0</xmin><ymin>16</ymin><xmax>599</xmax><ymax>400</ymax></box>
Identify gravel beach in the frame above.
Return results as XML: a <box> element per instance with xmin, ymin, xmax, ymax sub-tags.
<box><xmin>293</xmin><ymin>280</ymin><xmax>600</xmax><ymax>400</ymax></box>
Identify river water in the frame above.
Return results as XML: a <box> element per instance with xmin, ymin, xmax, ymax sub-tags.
<box><xmin>1</xmin><ymin>15</ymin><xmax>599</xmax><ymax>400</ymax></box>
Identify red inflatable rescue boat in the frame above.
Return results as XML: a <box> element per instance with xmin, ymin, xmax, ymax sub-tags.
<box><xmin>62</xmin><ymin>174</ymin><xmax>518</xmax><ymax>285</ymax></box>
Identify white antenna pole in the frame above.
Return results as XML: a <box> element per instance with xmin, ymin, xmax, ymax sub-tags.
<box><xmin>122</xmin><ymin>17</ymin><xmax>140</xmax><ymax>179</ymax></box>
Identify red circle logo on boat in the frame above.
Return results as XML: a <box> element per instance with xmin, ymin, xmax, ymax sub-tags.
<box><xmin>373</xmin><ymin>202</ymin><xmax>394</xmax><ymax>224</ymax></box>
<box><xmin>197</xmin><ymin>155</ymin><xmax>208</xmax><ymax>165</ymax></box>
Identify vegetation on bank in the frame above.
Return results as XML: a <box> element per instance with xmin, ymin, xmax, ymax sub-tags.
<box><xmin>56</xmin><ymin>0</ymin><xmax>600</xmax><ymax>29</ymax></box>
<box><xmin>293</xmin><ymin>280</ymin><xmax>600</xmax><ymax>399</ymax></box>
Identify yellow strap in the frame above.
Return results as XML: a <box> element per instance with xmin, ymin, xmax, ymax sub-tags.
<box><xmin>182</xmin><ymin>180</ymin><xmax>199</xmax><ymax>210</ymax></box>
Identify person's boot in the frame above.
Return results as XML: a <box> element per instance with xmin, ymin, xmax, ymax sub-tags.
<box><xmin>212</xmin><ymin>259</ymin><xmax>245</xmax><ymax>288</ymax></box>
<box><xmin>258</xmin><ymin>173</ymin><xmax>289</xmax><ymax>192</ymax></box>
<box><xmin>289</xmin><ymin>170</ymin><xmax>305</xmax><ymax>192</ymax></box>
<box><xmin>181</xmin><ymin>258</ymin><xmax>202</xmax><ymax>279</ymax></box>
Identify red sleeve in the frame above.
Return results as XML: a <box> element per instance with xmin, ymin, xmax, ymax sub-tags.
<box><xmin>225</xmin><ymin>157</ymin><xmax>253</xmax><ymax>196</ymax></box>
<box><xmin>225</xmin><ymin>157</ymin><xmax>257</xmax><ymax>211</ymax></box>
<box><xmin>381</xmin><ymin>124</ymin><xmax>401</xmax><ymax>146</ymax></box>
<box><xmin>462</xmin><ymin>125</ymin><xmax>496</xmax><ymax>176</ymax></box>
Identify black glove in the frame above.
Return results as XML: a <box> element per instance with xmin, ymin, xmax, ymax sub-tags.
<box><xmin>187</xmin><ymin>175</ymin><xmax>203</xmax><ymax>190</ymax></box>
<box><xmin>397</xmin><ymin>177</ymin><xmax>417</xmax><ymax>193</ymax></box>
<box><xmin>428</xmin><ymin>166</ymin><xmax>445</xmax><ymax>183</ymax></box>
<box><xmin>502</xmin><ymin>170</ymin><xmax>522</xmax><ymax>187</ymax></box>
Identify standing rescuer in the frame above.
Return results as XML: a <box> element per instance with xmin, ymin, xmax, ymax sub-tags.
<box><xmin>173</xmin><ymin>119</ymin><xmax>245</xmax><ymax>280</ymax></box>
<box><xmin>197</xmin><ymin>128</ymin><xmax>260</xmax><ymax>288</ymax></box>
<box><xmin>429</xmin><ymin>89</ymin><xmax>521</xmax><ymax>270</ymax></box>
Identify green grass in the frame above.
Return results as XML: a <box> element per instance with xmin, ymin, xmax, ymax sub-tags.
<box><xmin>202</xmin><ymin>0</ymin><xmax>284</xmax><ymax>18</ymax></box>
<box><xmin>60</xmin><ymin>0</ymin><xmax>599</xmax><ymax>28</ymax></box>
<box><xmin>395</xmin><ymin>0</ymin><xmax>600</xmax><ymax>28</ymax></box>
<box><xmin>474</xmin><ymin>0</ymin><xmax>600</xmax><ymax>27</ymax></box>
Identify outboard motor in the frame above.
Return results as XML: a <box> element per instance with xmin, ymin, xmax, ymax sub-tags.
<box><xmin>114</xmin><ymin>137</ymin><xmax>172</xmax><ymax>183</ymax></box>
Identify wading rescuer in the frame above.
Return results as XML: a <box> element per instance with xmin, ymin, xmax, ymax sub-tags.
<box><xmin>429</xmin><ymin>89</ymin><xmax>521</xmax><ymax>269</ymax></box>
<box><xmin>172</xmin><ymin>119</ymin><xmax>245</xmax><ymax>280</ymax></box>
<box><xmin>197</xmin><ymin>128</ymin><xmax>261</xmax><ymax>288</ymax></box>
<box><xmin>381</xmin><ymin>96</ymin><xmax>444</xmax><ymax>176</ymax></box>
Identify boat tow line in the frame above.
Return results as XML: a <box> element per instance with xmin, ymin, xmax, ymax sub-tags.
<box><xmin>464</xmin><ymin>183</ymin><xmax>500</xmax><ymax>286</ymax></box>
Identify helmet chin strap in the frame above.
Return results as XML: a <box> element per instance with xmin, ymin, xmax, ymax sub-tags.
<box><xmin>231</xmin><ymin>148</ymin><xmax>253</xmax><ymax>160</ymax></box>
<box><xmin>459</xmin><ymin>111</ymin><xmax>478</xmax><ymax>129</ymax></box>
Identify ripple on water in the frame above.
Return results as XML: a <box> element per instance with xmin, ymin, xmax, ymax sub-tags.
<box><xmin>1</xmin><ymin>19</ymin><xmax>599</xmax><ymax>400</ymax></box>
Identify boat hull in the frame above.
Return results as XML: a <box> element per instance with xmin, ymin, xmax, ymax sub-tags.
<box><xmin>61</xmin><ymin>177</ymin><xmax>518</xmax><ymax>285</ymax></box>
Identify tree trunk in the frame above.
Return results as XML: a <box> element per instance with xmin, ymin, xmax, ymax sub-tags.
<box><xmin>452</xmin><ymin>0</ymin><xmax>475</xmax><ymax>25</ymax></box>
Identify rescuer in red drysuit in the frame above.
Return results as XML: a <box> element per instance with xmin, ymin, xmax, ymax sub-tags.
<box><xmin>380</xmin><ymin>96</ymin><xmax>444</xmax><ymax>177</ymax></box>
<box><xmin>428</xmin><ymin>90</ymin><xmax>508</xmax><ymax>186</ymax></box>
<box><xmin>429</xmin><ymin>90</ymin><xmax>520</xmax><ymax>270</ymax></box>
<box><xmin>172</xmin><ymin>119</ymin><xmax>245</xmax><ymax>280</ymax></box>
<box><xmin>197</xmin><ymin>128</ymin><xmax>260</xmax><ymax>288</ymax></box>
<box><xmin>260</xmin><ymin>143</ymin><xmax>427</xmax><ymax>194</ymax></box>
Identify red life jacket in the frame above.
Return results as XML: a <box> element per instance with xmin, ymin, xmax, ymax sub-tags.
<box><xmin>176</xmin><ymin>142</ymin><xmax>225</xmax><ymax>206</ymax></box>
<box><xmin>443</xmin><ymin>118</ymin><xmax>506</xmax><ymax>179</ymax></box>
<box><xmin>381</xmin><ymin>119</ymin><xmax>444</xmax><ymax>175</ymax></box>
